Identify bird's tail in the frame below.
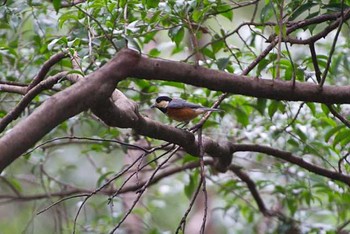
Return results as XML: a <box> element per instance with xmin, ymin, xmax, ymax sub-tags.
<box><xmin>201</xmin><ymin>107</ymin><xmax>223</xmax><ymax>112</ymax></box>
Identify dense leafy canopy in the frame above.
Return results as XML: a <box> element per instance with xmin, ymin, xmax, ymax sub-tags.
<box><xmin>1</xmin><ymin>0</ymin><xmax>350</xmax><ymax>233</ymax></box>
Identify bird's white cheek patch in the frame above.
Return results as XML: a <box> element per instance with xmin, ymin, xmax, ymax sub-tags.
<box><xmin>157</xmin><ymin>100</ymin><xmax>169</xmax><ymax>108</ymax></box>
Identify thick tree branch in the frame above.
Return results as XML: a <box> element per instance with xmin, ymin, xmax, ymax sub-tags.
<box><xmin>2</xmin><ymin>49</ymin><xmax>350</xmax><ymax>178</ymax></box>
<box><xmin>130</xmin><ymin>50</ymin><xmax>350</xmax><ymax>104</ymax></box>
<box><xmin>0</xmin><ymin>72</ymin><xmax>68</xmax><ymax>133</ymax></box>
<box><xmin>91</xmin><ymin>90</ymin><xmax>232</xmax><ymax>173</ymax></box>
<box><xmin>0</xmin><ymin>50</ymin><xmax>136</xmax><ymax>172</ymax></box>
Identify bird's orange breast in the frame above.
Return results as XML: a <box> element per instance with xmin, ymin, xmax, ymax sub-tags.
<box><xmin>166</xmin><ymin>108</ymin><xmax>200</xmax><ymax>122</ymax></box>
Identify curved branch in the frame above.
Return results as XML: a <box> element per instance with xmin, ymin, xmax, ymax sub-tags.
<box><xmin>231</xmin><ymin>144</ymin><xmax>350</xmax><ymax>186</ymax></box>
<box><xmin>27</xmin><ymin>51</ymin><xmax>68</xmax><ymax>91</ymax></box>
<box><xmin>228</xmin><ymin>164</ymin><xmax>276</xmax><ymax>217</ymax></box>
<box><xmin>286</xmin><ymin>9</ymin><xmax>350</xmax><ymax>45</ymax></box>
<box><xmin>286</xmin><ymin>9</ymin><xmax>350</xmax><ymax>33</ymax></box>
<box><xmin>0</xmin><ymin>72</ymin><xmax>68</xmax><ymax>133</ymax></box>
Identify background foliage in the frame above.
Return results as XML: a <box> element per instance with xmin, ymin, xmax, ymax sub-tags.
<box><xmin>1</xmin><ymin>0</ymin><xmax>350</xmax><ymax>233</ymax></box>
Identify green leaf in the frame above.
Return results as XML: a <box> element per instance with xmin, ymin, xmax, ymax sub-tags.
<box><xmin>321</xmin><ymin>104</ymin><xmax>330</xmax><ymax>115</ymax></box>
<box><xmin>212</xmin><ymin>39</ymin><xmax>224</xmax><ymax>54</ymax></box>
<box><xmin>149</xmin><ymin>48</ymin><xmax>161</xmax><ymax>57</ymax></box>
<box><xmin>182</xmin><ymin>154</ymin><xmax>199</xmax><ymax>164</ymax></box>
<box><xmin>7</xmin><ymin>178</ymin><xmax>23</xmax><ymax>193</ymax></box>
<box><xmin>306</xmin><ymin>102</ymin><xmax>316</xmax><ymax>116</ymax></box>
<box><xmin>333</xmin><ymin>128</ymin><xmax>350</xmax><ymax>148</ymax></box>
<box><xmin>202</xmin><ymin>47</ymin><xmax>215</xmax><ymax>59</ymax></box>
<box><xmin>322</xmin><ymin>2</ymin><xmax>350</xmax><ymax>12</ymax></box>
<box><xmin>289</xmin><ymin>2</ymin><xmax>318</xmax><ymax>21</ymax></box>
<box><xmin>340</xmin><ymin>133</ymin><xmax>350</xmax><ymax>147</ymax></box>
<box><xmin>160</xmin><ymin>81</ymin><xmax>185</xmax><ymax>89</ymax></box>
<box><xmin>217</xmin><ymin>3</ymin><xmax>233</xmax><ymax>21</ymax></box>
<box><xmin>257</xmin><ymin>59</ymin><xmax>269</xmax><ymax>76</ymax></box>
<box><xmin>287</xmin><ymin>138</ymin><xmax>299</xmax><ymax>148</ymax></box>
<box><xmin>97</xmin><ymin>171</ymin><xmax>114</xmax><ymax>187</ymax></box>
<box><xmin>47</xmin><ymin>37</ymin><xmax>67</xmax><ymax>50</ymax></box>
<box><xmin>268</xmin><ymin>100</ymin><xmax>279</xmax><ymax>118</ymax></box>
<box><xmin>234</xmin><ymin>107</ymin><xmax>249</xmax><ymax>126</ymax></box>
<box><xmin>122</xmin><ymin>35</ymin><xmax>142</xmax><ymax>52</ymax></box>
<box><xmin>256</xmin><ymin>98</ymin><xmax>267</xmax><ymax>115</ymax></box>
<box><xmin>217</xmin><ymin>57</ymin><xmax>230</xmax><ymax>71</ymax></box>
<box><xmin>260</xmin><ymin>1</ymin><xmax>274</xmax><ymax>22</ymax></box>
<box><xmin>0</xmin><ymin>110</ymin><xmax>7</xmax><ymax>118</ymax></box>
<box><xmin>58</xmin><ymin>11</ymin><xmax>79</xmax><ymax>29</ymax></box>
<box><xmin>67</xmin><ymin>70</ymin><xmax>85</xmax><ymax>77</ymax></box>
<box><xmin>67</xmin><ymin>38</ymin><xmax>81</xmax><ymax>47</ymax></box>
<box><xmin>143</xmin><ymin>0</ymin><xmax>160</xmax><ymax>8</ymax></box>
<box><xmin>144</xmin><ymin>31</ymin><xmax>158</xmax><ymax>44</ymax></box>
<box><xmin>325</xmin><ymin>125</ymin><xmax>344</xmax><ymax>142</ymax></box>
<box><xmin>147</xmin><ymin>228</ymin><xmax>162</xmax><ymax>234</ymax></box>
<box><xmin>53</xmin><ymin>0</ymin><xmax>61</xmax><ymax>12</ymax></box>
<box><xmin>168</xmin><ymin>26</ymin><xmax>185</xmax><ymax>47</ymax></box>
<box><xmin>192</xmin><ymin>8</ymin><xmax>203</xmax><ymax>22</ymax></box>
<box><xmin>184</xmin><ymin>171</ymin><xmax>199</xmax><ymax>199</ymax></box>
<box><xmin>294</xmin><ymin>127</ymin><xmax>307</xmax><ymax>142</ymax></box>
<box><xmin>286</xmin><ymin>197</ymin><xmax>298</xmax><ymax>215</ymax></box>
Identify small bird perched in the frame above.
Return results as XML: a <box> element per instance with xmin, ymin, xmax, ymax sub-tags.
<box><xmin>151</xmin><ymin>96</ymin><xmax>221</xmax><ymax>122</ymax></box>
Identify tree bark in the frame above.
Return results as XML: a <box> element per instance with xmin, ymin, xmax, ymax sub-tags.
<box><xmin>1</xmin><ymin>48</ymin><xmax>350</xmax><ymax>173</ymax></box>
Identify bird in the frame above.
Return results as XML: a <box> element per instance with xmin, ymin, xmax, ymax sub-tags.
<box><xmin>151</xmin><ymin>96</ymin><xmax>222</xmax><ymax>122</ymax></box>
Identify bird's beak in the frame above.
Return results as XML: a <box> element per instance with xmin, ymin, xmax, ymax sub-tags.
<box><xmin>151</xmin><ymin>104</ymin><xmax>156</xmax><ymax>108</ymax></box>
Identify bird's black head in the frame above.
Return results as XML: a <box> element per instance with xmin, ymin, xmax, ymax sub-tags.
<box><xmin>155</xmin><ymin>96</ymin><xmax>172</xmax><ymax>103</ymax></box>
<box><xmin>152</xmin><ymin>96</ymin><xmax>172</xmax><ymax>113</ymax></box>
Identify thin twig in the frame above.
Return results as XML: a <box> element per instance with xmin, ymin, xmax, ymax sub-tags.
<box><xmin>0</xmin><ymin>176</ymin><xmax>22</xmax><ymax>197</ymax></box>
<box><xmin>37</xmin><ymin>193</ymin><xmax>90</xmax><ymax>215</ymax></box>
<box><xmin>327</xmin><ymin>105</ymin><xmax>350</xmax><ymax>129</ymax></box>
<box><xmin>280</xmin><ymin>102</ymin><xmax>305</xmax><ymax>132</ymax></box>
<box><xmin>319</xmin><ymin>1</ymin><xmax>345</xmax><ymax>87</ymax></box>
<box><xmin>175</xmin><ymin>177</ymin><xmax>203</xmax><ymax>233</ymax></box>
<box><xmin>60</xmin><ymin>0</ymin><xmax>87</xmax><ymax>8</ymax></box>
<box><xmin>72</xmin><ymin>153</ymin><xmax>145</xmax><ymax>234</ymax></box>
<box><xmin>309</xmin><ymin>43</ymin><xmax>322</xmax><ymax>83</ymax></box>
<box><xmin>25</xmin><ymin>136</ymin><xmax>152</xmax><ymax>156</ymax></box>
<box><xmin>284</xmin><ymin>41</ymin><xmax>296</xmax><ymax>87</ymax></box>
<box><xmin>27</xmin><ymin>51</ymin><xmax>68</xmax><ymax>91</ymax></box>
<box><xmin>198</xmin><ymin>128</ymin><xmax>208</xmax><ymax>234</ymax></box>
<box><xmin>108</xmin><ymin>144</ymin><xmax>176</xmax><ymax>202</ymax></box>
<box><xmin>275</xmin><ymin>0</ymin><xmax>285</xmax><ymax>80</ymax></box>
<box><xmin>109</xmin><ymin>146</ymin><xmax>180</xmax><ymax>234</ymax></box>
<box><xmin>0</xmin><ymin>159</ymin><xmax>207</xmax><ymax>203</ymax></box>
<box><xmin>338</xmin><ymin>152</ymin><xmax>350</xmax><ymax>174</ymax></box>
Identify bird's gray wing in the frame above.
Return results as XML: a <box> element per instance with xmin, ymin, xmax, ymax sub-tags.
<box><xmin>167</xmin><ymin>98</ymin><xmax>204</xmax><ymax>109</ymax></box>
